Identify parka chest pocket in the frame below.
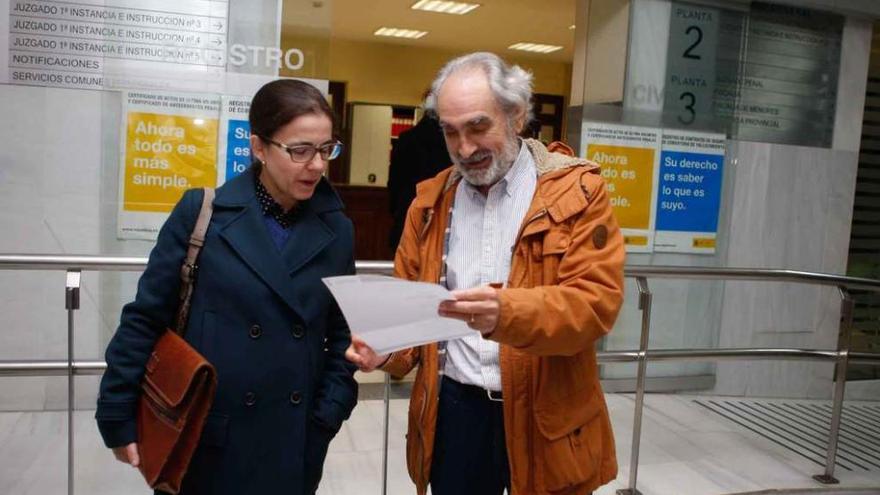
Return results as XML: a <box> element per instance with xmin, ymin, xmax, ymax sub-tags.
<box><xmin>527</xmin><ymin>225</ymin><xmax>572</xmax><ymax>285</ymax></box>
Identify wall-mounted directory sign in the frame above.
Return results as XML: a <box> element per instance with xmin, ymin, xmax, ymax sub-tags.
<box><xmin>3</xmin><ymin>0</ymin><xmax>228</xmax><ymax>90</ymax></box>
<box><xmin>582</xmin><ymin>123</ymin><xmax>661</xmax><ymax>253</ymax></box>
<box><xmin>118</xmin><ymin>91</ymin><xmax>219</xmax><ymax>240</ymax></box>
<box><xmin>665</xmin><ymin>1</ymin><xmax>842</xmax><ymax>147</ymax></box>
<box><xmin>664</xmin><ymin>2</ymin><xmax>721</xmax><ymax>129</ymax></box>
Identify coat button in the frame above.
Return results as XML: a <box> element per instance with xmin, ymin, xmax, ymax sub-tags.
<box><xmin>249</xmin><ymin>324</ymin><xmax>262</xmax><ymax>339</ymax></box>
<box><xmin>291</xmin><ymin>324</ymin><xmax>305</xmax><ymax>339</ymax></box>
<box><xmin>289</xmin><ymin>391</ymin><xmax>302</xmax><ymax>405</ymax></box>
<box><xmin>244</xmin><ymin>391</ymin><xmax>257</xmax><ymax>406</ymax></box>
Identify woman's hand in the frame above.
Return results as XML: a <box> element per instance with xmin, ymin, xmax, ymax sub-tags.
<box><xmin>112</xmin><ymin>442</ymin><xmax>140</xmax><ymax>467</ymax></box>
<box><xmin>345</xmin><ymin>335</ymin><xmax>389</xmax><ymax>372</ymax></box>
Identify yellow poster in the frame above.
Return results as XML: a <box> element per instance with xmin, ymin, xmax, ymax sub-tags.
<box><xmin>586</xmin><ymin>144</ymin><xmax>655</xmax><ymax>230</ymax></box>
<box><xmin>581</xmin><ymin>123</ymin><xmax>661</xmax><ymax>253</ymax></box>
<box><xmin>123</xmin><ymin>112</ymin><xmax>218</xmax><ymax>212</ymax></box>
<box><xmin>118</xmin><ymin>91</ymin><xmax>221</xmax><ymax>240</ymax></box>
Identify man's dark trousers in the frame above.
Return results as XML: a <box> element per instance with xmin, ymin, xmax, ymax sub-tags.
<box><xmin>430</xmin><ymin>376</ymin><xmax>510</xmax><ymax>495</ymax></box>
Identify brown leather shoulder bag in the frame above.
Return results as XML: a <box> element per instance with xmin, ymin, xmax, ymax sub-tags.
<box><xmin>137</xmin><ymin>188</ymin><xmax>218</xmax><ymax>494</ymax></box>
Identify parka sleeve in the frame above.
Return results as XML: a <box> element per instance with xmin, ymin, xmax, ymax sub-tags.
<box><xmin>94</xmin><ymin>189</ymin><xmax>202</xmax><ymax>447</ymax></box>
<box><xmin>489</xmin><ymin>174</ymin><xmax>625</xmax><ymax>356</ymax></box>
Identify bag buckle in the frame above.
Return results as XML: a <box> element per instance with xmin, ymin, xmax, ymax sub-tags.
<box><xmin>181</xmin><ymin>262</ymin><xmax>198</xmax><ymax>283</ymax></box>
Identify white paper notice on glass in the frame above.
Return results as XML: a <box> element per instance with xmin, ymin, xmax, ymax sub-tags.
<box><xmin>322</xmin><ymin>275</ymin><xmax>473</xmax><ymax>354</ymax></box>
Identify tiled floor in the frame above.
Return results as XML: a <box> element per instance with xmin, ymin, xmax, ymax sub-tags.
<box><xmin>1</xmin><ymin>394</ymin><xmax>878</xmax><ymax>495</ymax></box>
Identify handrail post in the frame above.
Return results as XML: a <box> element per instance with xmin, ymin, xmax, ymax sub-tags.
<box><xmin>65</xmin><ymin>270</ymin><xmax>81</xmax><ymax>495</ymax></box>
<box><xmin>617</xmin><ymin>277</ymin><xmax>652</xmax><ymax>495</ymax></box>
<box><xmin>812</xmin><ymin>287</ymin><xmax>854</xmax><ymax>484</ymax></box>
<box><xmin>382</xmin><ymin>372</ymin><xmax>390</xmax><ymax>495</ymax></box>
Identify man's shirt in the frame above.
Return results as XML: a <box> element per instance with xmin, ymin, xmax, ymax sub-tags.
<box><xmin>444</xmin><ymin>141</ymin><xmax>537</xmax><ymax>391</ymax></box>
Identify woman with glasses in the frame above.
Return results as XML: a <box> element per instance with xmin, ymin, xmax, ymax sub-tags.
<box><xmin>96</xmin><ymin>79</ymin><xmax>357</xmax><ymax>495</ymax></box>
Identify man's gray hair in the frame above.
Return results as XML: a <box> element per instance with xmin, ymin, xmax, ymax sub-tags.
<box><xmin>425</xmin><ymin>52</ymin><xmax>533</xmax><ymax>126</ymax></box>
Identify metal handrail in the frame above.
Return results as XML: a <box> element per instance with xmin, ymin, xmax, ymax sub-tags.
<box><xmin>1</xmin><ymin>253</ymin><xmax>879</xmax><ymax>495</ymax></box>
<box><xmin>622</xmin><ymin>265</ymin><xmax>880</xmax><ymax>291</ymax></box>
<box><xmin>3</xmin><ymin>255</ymin><xmax>880</xmax><ymax>291</ymax></box>
<box><xmin>2</xmin><ymin>349</ymin><xmax>878</xmax><ymax>377</ymax></box>
<box><xmin>0</xmin><ymin>254</ymin><xmax>148</xmax><ymax>271</ymax></box>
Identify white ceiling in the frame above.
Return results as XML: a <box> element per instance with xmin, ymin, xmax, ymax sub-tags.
<box><xmin>282</xmin><ymin>0</ymin><xmax>577</xmax><ymax>62</ymax></box>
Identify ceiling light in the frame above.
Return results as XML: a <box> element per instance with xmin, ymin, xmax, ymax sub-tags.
<box><xmin>374</xmin><ymin>27</ymin><xmax>428</xmax><ymax>39</ymax></box>
<box><xmin>411</xmin><ymin>1</ymin><xmax>480</xmax><ymax>15</ymax></box>
<box><xmin>569</xmin><ymin>24</ymin><xmax>576</xmax><ymax>30</ymax></box>
<box><xmin>508</xmin><ymin>42</ymin><xmax>563</xmax><ymax>54</ymax></box>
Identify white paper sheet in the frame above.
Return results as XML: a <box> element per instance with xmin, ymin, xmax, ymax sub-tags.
<box><xmin>322</xmin><ymin>275</ymin><xmax>473</xmax><ymax>354</ymax></box>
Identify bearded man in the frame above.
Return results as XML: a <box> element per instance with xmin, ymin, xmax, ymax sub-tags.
<box><xmin>347</xmin><ymin>52</ymin><xmax>625</xmax><ymax>495</ymax></box>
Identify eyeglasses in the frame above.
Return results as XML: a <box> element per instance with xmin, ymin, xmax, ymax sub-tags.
<box><xmin>261</xmin><ymin>137</ymin><xmax>343</xmax><ymax>163</ymax></box>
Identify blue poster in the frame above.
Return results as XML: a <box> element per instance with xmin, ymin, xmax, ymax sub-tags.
<box><xmin>225</xmin><ymin>119</ymin><xmax>251</xmax><ymax>181</ymax></box>
<box><xmin>655</xmin><ymin>150</ymin><xmax>723</xmax><ymax>233</ymax></box>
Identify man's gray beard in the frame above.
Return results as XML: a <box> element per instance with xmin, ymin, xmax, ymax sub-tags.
<box><xmin>454</xmin><ymin>136</ymin><xmax>520</xmax><ymax>187</ymax></box>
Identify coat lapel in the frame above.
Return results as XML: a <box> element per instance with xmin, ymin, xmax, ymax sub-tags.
<box><xmin>278</xmin><ymin>208</ymin><xmax>335</xmax><ymax>275</ymax></box>
<box><xmin>280</xmin><ymin>178</ymin><xmax>342</xmax><ymax>274</ymax></box>
<box><xmin>212</xmin><ymin>169</ymin><xmax>341</xmax><ymax>314</ymax></box>
<box><xmin>218</xmin><ymin>204</ymin><xmax>304</xmax><ymax>312</ymax></box>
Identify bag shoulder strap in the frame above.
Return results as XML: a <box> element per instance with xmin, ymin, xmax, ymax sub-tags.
<box><xmin>174</xmin><ymin>188</ymin><xmax>215</xmax><ymax>334</ymax></box>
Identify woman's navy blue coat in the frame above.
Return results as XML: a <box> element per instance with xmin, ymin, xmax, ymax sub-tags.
<box><xmin>96</xmin><ymin>168</ymin><xmax>358</xmax><ymax>494</ymax></box>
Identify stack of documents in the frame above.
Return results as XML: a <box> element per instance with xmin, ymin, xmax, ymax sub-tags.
<box><xmin>323</xmin><ymin>275</ymin><xmax>473</xmax><ymax>354</ymax></box>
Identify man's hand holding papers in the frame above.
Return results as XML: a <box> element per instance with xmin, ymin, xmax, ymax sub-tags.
<box><xmin>323</xmin><ymin>275</ymin><xmax>473</xmax><ymax>355</ymax></box>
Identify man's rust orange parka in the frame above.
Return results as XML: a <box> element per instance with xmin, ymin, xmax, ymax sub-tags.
<box><xmin>382</xmin><ymin>139</ymin><xmax>625</xmax><ymax>494</ymax></box>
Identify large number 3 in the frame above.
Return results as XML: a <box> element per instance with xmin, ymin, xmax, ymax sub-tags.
<box><xmin>683</xmin><ymin>25</ymin><xmax>703</xmax><ymax>60</ymax></box>
<box><xmin>679</xmin><ymin>92</ymin><xmax>696</xmax><ymax>125</ymax></box>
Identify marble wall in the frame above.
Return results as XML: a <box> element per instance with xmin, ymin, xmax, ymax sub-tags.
<box><xmin>0</xmin><ymin>0</ymin><xmax>284</xmax><ymax>412</ymax></box>
<box><xmin>0</xmin><ymin>88</ymin><xmax>109</xmax><ymax>411</ymax></box>
<box><xmin>708</xmin><ymin>15</ymin><xmax>872</xmax><ymax>398</ymax></box>
<box><xmin>713</xmin><ymin>143</ymin><xmax>859</xmax><ymax>398</ymax></box>
<box><xmin>601</xmin><ymin>1</ymin><xmax>874</xmax><ymax>398</ymax></box>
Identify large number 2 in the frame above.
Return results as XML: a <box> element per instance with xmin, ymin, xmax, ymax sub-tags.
<box><xmin>683</xmin><ymin>25</ymin><xmax>703</xmax><ymax>60</ymax></box>
<box><xmin>679</xmin><ymin>24</ymin><xmax>702</xmax><ymax>124</ymax></box>
<box><xmin>679</xmin><ymin>92</ymin><xmax>696</xmax><ymax>125</ymax></box>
